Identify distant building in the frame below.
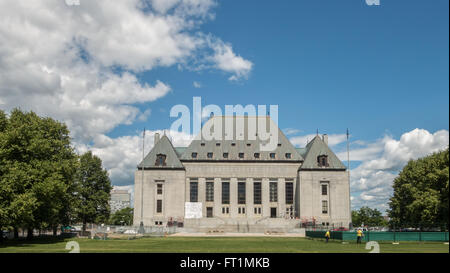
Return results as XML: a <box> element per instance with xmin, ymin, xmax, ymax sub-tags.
<box><xmin>110</xmin><ymin>189</ymin><xmax>131</xmax><ymax>213</ymax></box>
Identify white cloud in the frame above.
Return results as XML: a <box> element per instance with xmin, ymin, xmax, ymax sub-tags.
<box><xmin>290</xmin><ymin>133</ymin><xmax>347</xmax><ymax>148</ymax></box>
<box><xmin>0</xmin><ymin>0</ymin><xmax>252</xmax><ymax>143</ymax></box>
<box><xmin>283</xmin><ymin>128</ymin><xmax>301</xmax><ymax>136</ymax></box>
<box><xmin>350</xmin><ymin>129</ymin><xmax>449</xmax><ymax>213</ymax></box>
<box><xmin>208</xmin><ymin>38</ymin><xmax>253</xmax><ymax>81</ymax></box>
<box><xmin>193</xmin><ymin>81</ymin><xmax>202</xmax><ymax>88</ymax></box>
<box><xmin>75</xmin><ymin>129</ymin><xmax>194</xmax><ymax>187</ymax></box>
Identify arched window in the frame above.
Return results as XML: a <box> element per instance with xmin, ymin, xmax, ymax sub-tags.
<box><xmin>155</xmin><ymin>154</ymin><xmax>167</xmax><ymax>166</ymax></box>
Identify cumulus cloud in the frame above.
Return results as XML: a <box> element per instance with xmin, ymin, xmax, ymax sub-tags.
<box><xmin>349</xmin><ymin>129</ymin><xmax>449</xmax><ymax>213</ymax></box>
<box><xmin>207</xmin><ymin>38</ymin><xmax>253</xmax><ymax>81</ymax></box>
<box><xmin>0</xmin><ymin>0</ymin><xmax>252</xmax><ymax>142</ymax></box>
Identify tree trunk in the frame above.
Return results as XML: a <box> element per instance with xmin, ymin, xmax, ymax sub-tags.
<box><xmin>0</xmin><ymin>229</ymin><xmax>3</xmax><ymax>243</ymax></box>
<box><xmin>53</xmin><ymin>226</ymin><xmax>58</xmax><ymax>236</ymax></box>
<box><xmin>26</xmin><ymin>228</ymin><xmax>33</xmax><ymax>240</ymax></box>
<box><xmin>14</xmin><ymin>227</ymin><xmax>19</xmax><ymax>239</ymax></box>
<box><xmin>82</xmin><ymin>219</ymin><xmax>87</xmax><ymax>232</ymax></box>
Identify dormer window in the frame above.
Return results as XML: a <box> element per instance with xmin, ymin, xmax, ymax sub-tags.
<box><xmin>223</xmin><ymin>153</ymin><xmax>229</xmax><ymax>158</ymax></box>
<box><xmin>277</xmin><ymin>143</ymin><xmax>282</xmax><ymax>147</ymax></box>
<box><xmin>207</xmin><ymin>152</ymin><xmax>213</xmax><ymax>158</ymax></box>
<box><xmin>247</xmin><ymin>143</ymin><xmax>251</xmax><ymax>147</ymax></box>
<box><xmin>201</xmin><ymin>143</ymin><xmax>205</xmax><ymax>146</ymax></box>
<box><xmin>270</xmin><ymin>153</ymin><xmax>276</xmax><ymax>159</ymax></box>
<box><xmin>254</xmin><ymin>153</ymin><xmax>260</xmax><ymax>158</ymax></box>
<box><xmin>216</xmin><ymin>143</ymin><xmax>221</xmax><ymax>146</ymax></box>
<box><xmin>231</xmin><ymin>142</ymin><xmax>236</xmax><ymax>146</ymax></box>
<box><xmin>238</xmin><ymin>153</ymin><xmax>244</xmax><ymax>159</ymax></box>
<box><xmin>155</xmin><ymin>154</ymin><xmax>167</xmax><ymax>166</ymax></box>
<box><xmin>317</xmin><ymin>155</ymin><xmax>329</xmax><ymax>167</ymax></box>
<box><xmin>285</xmin><ymin>153</ymin><xmax>291</xmax><ymax>159</ymax></box>
<box><xmin>192</xmin><ymin>152</ymin><xmax>198</xmax><ymax>158</ymax></box>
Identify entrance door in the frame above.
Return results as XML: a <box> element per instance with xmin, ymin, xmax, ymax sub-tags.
<box><xmin>270</xmin><ymin>207</ymin><xmax>277</xmax><ymax>218</ymax></box>
<box><xmin>206</xmin><ymin>207</ymin><xmax>213</xmax><ymax>218</ymax></box>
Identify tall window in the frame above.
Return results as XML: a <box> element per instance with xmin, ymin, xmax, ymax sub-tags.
<box><xmin>322</xmin><ymin>184</ymin><xmax>328</xmax><ymax>195</ymax></box>
<box><xmin>221</xmin><ymin>180</ymin><xmax>230</xmax><ymax>204</ymax></box>
<box><xmin>253</xmin><ymin>180</ymin><xmax>262</xmax><ymax>205</ymax></box>
<box><xmin>322</xmin><ymin>200</ymin><xmax>328</xmax><ymax>214</ymax></box>
<box><xmin>285</xmin><ymin>182</ymin><xmax>294</xmax><ymax>204</ymax></box>
<box><xmin>190</xmin><ymin>179</ymin><xmax>198</xmax><ymax>202</ymax></box>
<box><xmin>238</xmin><ymin>180</ymin><xmax>246</xmax><ymax>204</ymax></box>
<box><xmin>206</xmin><ymin>180</ymin><xmax>214</xmax><ymax>202</ymax></box>
<box><xmin>155</xmin><ymin>154</ymin><xmax>166</xmax><ymax>166</ymax></box>
<box><xmin>156</xmin><ymin>200</ymin><xmax>162</xmax><ymax>213</ymax></box>
<box><xmin>269</xmin><ymin>181</ymin><xmax>278</xmax><ymax>202</ymax></box>
<box><xmin>157</xmin><ymin>183</ymin><xmax>163</xmax><ymax>195</ymax></box>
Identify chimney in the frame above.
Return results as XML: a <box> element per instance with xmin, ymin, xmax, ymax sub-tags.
<box><xmin>154</xmin><ymin>132</ymin><xmax>160</xmax><ymax>144</ymax></box>
<box><xmin>322</xmin><ymin>134</ymin><xmax>328</xmax><ymax>145</ymax></box>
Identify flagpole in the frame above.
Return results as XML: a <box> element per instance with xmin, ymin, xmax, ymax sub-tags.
<box><xmin>139</xmin><ymin>128</ymin><xmax>145</xmax><ymax>234</ymax></box>
<box><xmin>347</xmin><ymin>128</ymin><xmax>352</xmax><ymax>229</ymax></box>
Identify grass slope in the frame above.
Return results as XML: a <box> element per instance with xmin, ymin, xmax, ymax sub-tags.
<box><xmin>0</xmin><ymin>237</ymin><xmax>448</xmax><ymax>253</ymax></box>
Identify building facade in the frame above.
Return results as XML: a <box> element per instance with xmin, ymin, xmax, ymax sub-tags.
<box><xmin>133</xmin><ymin>116</ymin><xmax>351</xmax><ymax>230</ymax></box>
<box><xmin>110</xmin><ymin>189</ymin><xmax>131</xmax><ymax>214</ymax></box>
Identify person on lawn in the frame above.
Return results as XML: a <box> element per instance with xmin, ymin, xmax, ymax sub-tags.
<box><xmin>325</xmin><ymin>230</ymin><xmax>330</xmax><ymax>243</ymax></box>
<box><xmin>357</xmin><ymin>229</ymin><xmax>363</xmax><ymax>244</ymax></box>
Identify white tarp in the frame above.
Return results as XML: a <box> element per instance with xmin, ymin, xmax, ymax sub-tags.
<box><xmin>185</xmin><ymin>202</ymin><xmax>202</xmax><ymax>219</ymax></box>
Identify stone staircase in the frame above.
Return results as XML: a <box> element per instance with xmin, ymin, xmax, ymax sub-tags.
<box><xmin>183</xmin><ymin>217</ymin><xmax>304</xmax><ymax>234</ymax></box>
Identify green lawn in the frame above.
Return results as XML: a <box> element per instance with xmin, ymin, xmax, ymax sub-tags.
<box><xmin>0</xmin><ymin>236</ymin><xmax>448</xmax><ymax>253</ymax></box>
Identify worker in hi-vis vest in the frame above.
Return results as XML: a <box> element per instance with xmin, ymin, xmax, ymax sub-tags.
<box><xmin>325</xmin><ymin>230</ymin><xmax>330</xmax><ymax>243</ymax></box>
<box><xmin>357</xmin><ymin>229</ymin><xmax>363</xmax><ymax>244</ymax></box>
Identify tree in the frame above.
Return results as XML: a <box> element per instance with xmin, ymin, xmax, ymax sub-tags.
<box><xmin>109</xmin><ymin>207</ymin><xmax>133</xmax><ymax>226</ymax></box>
<box><xmin>388</xmin><ymin>148</ymin><xmax>449</xmax><ymax>229</ymax></box>
<box><xmin>352</xmin><ymin>206</ymin><xmax>387</xmax><ymax>227</ymax></box>
<box><xmin>74</xmin><ymin>151</ymin><xmax>112</xmax><ymax>232</ymax></box>
<box><xmin>0</xmin><ymin>109</ymin><xmax>78</xmax><ymax>239</ymax></box>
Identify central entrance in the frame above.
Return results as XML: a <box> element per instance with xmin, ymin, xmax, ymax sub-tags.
<box><xmin>270</xmin><ymin>207</ymin><xmax>277</xmax><ymax>218</ymax></box>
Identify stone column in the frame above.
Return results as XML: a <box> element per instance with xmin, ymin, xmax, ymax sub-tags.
<box><xmin>262</xmin><ymin>177</ymin><xmax>270</xmax><ymax>217</ymax></box>
<box><xmin>214</xmin><ymin>178</ymin><xmax>221</xmax><ymax>217</ymax></box>
<box><xmin>230</xmin><ymin>177</ymin><xmax>238</xmax><ymax>218</ymax></box>
<box><xmin>246</xmin><ymin>177</ymin><xmax>253</xmax><ymax>218</ymax></box>
<box><xmin>278</xmin><ymin>178</ymin><xmax>286</xmax><ymax>219</ymax></box>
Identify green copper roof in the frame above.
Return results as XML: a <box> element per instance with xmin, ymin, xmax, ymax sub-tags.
<box><xmin>295</xmin><ymin>147</ymin><xmax>308</xmax><ymax>158</ymax></box>
<box><xmin>179</xmin><ymin>116</ymin><xmax>303</xmax><ymax>161</ymax></box>
<box><xmin>137</xmin><ymin>135</ymin><xmax>184</xmax><ymax>169</ymax></box>
<box><xmin>174</xmin><ymin>147</ymin><xmax>187</xmax><ymax>157</ymax></box>
<box><xmin>301</xmin><ymin>135</ymin><xmax>347</xmax><ymax>170</ymax></box>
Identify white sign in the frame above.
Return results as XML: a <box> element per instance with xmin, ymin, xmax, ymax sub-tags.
<box><xmin>185</xmin><ymin>202</ymin><xmax>202</xmax><ymax>219</ymax></box>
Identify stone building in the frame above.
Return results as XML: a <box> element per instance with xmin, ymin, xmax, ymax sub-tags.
<box><xmin>110</xmin><ymin>189</ymin><xmax>131</xmax><ymax>214</ymax></box>
<box><xmin>133</xmin><ymin>116</ymin><xmax>351</xmax><ymax>231</ymax></box>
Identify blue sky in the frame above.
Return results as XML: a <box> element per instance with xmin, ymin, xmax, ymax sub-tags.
<box><xmin>111</xmin><ymin>0</ymin><xmax>449</xmax><ymax>142</ymax></box>
<box><xmin>0</xmin><ymin>0</ymin><xmax>448</xmax><ymax>212</ymax></box>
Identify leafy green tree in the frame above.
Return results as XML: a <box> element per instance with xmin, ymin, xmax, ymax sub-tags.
<box><xmin>74</xmin><ymin>151</ymin><xmax>112</xmax><ymax>232</ymax></box>
<box><xmin>0</xmin><ymin>109</ymin><xmax>78</xmax><ymax>239</ymax></box>
<box><xmin>388</xmin><ymin>148</ymin><xmax>449</xmax><ymax>229</ymax></box>
<box><xmin>109</xmin><ymin>207</ymin><xmax>133</xmax><ymax>226</ymax></box>
<box><xmin>352</xmin><ymin>206</ymin><xmax>387</xmax><ymax>227</ymax></box>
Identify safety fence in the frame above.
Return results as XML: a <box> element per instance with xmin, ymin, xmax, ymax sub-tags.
<box><xmin>306</xmin><ymin>230</ymin><xmax>449</xmax><ymax>242</ymax></box>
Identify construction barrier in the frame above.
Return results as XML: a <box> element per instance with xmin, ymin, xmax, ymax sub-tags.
<box><xmin>306</xmin><ymin>230</ymin><xmax>449</xmax><ymax>242</ymax></box>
